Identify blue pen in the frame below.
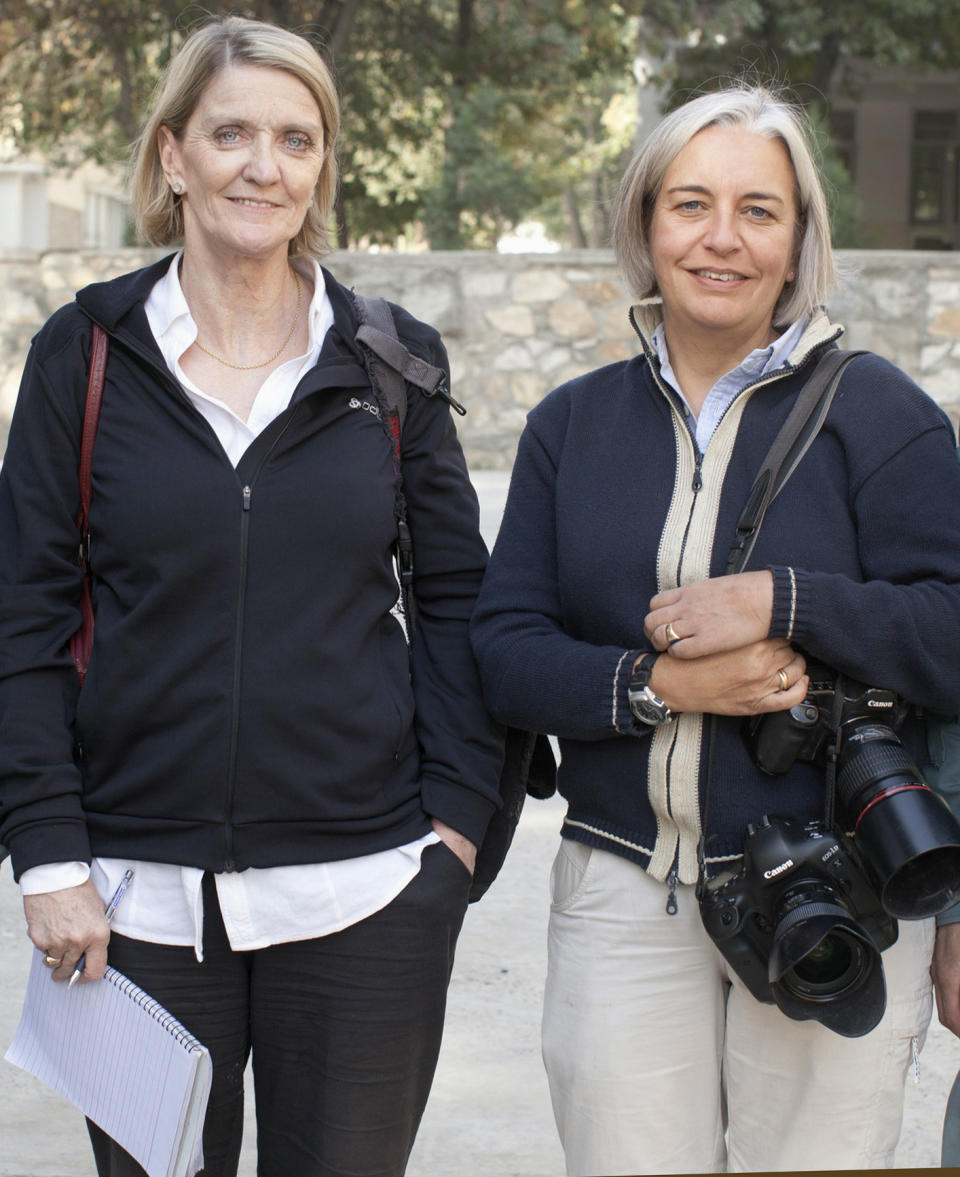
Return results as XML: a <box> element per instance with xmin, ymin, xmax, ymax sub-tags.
<box><xmin>68</xmin><ymin>868</ymin><xmax>134</xmax><ymax>988</ymax></box>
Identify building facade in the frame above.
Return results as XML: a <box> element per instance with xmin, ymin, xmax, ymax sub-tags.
<box><xmin>831</xmin><ymin>66</ymin><xmax>960</xmax><ymax>250</ymax></box>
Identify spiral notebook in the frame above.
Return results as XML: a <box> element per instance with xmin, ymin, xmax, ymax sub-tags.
<box><xmin>4</xmin><ymin>949</ymin><xmax>212</xmax><ymax>1177</ymax></box>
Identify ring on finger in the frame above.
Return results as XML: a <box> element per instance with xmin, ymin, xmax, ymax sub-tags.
<box><xmin>44</xmin><ymin>954</ymin><xmax>62</xmax><ymax>967</ymax></box>
<box><xmin>665</xmin><ymin>621</ymin><xmax>681</xmax><ymax>645</ymax></box>
<box><xmin>777</xmin><ymin>668</ymin><xmax>789</xmax><ymax>692</ymax></box>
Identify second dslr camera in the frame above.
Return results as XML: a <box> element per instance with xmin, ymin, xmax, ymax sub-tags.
<box><xmin>699</xmin><ymin>666</ymin><xmax>960</xmax><ymax>1037</ymax></box>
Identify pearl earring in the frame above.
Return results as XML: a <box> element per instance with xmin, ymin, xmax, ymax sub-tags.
<box><xmin>172</xmin><ymin>181</ymin><xmax>183</xmax><ymax>195</ymax></box>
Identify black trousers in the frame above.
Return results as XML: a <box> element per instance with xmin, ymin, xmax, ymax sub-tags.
<box><xmin>87</xmin><ymin>842</ymin><xmax>471</xmax><ymax>1177</ymax></box>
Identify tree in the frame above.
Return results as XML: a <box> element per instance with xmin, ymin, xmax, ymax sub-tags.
<box><xmin>3</xmin><ymin>1</ymin><xmax>957</xmax><ymax>250</ymax></box>
<box><xmin>0</xmin><ymin>0</ymin><xmax>644</xmax><ymax>248</ymax></box>
<box><xmin>0</xmin><ymin>1</ymin><xmax>183</xmax><ymax>166</ymax></box>
<box><xmin>631</xmin><ymin>0</ymin><xmax>960</xmax><ymax>101</ymax></box>
<box><xmin>0</xmin><ymin>0</ymin><xmax>449</xmax><ymax>245</ymax></box>
<box><xmin>417</xmin><ymin>0</ymin><xmax>641</xmax><ymax>248</ymax></box>
<box><xmin>627</xmin><ymin>0</ymin><xmax>960</xmax><ymax>247</ymax></box>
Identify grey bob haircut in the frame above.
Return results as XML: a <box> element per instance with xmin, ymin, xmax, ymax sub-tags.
<box><xmin>130</xmin><ymin>16</ymin><xmax>340</xmax><ymax>258</ymax></box>
<box><xmin>612</xmin><ymin>84</ymin><xmax>836</xmax><ymax>328</ymax></box>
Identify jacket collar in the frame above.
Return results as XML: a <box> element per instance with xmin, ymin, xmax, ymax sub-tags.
<box><xmin>627</xmin><ymin>297</ymin><xmax>844</xmax><ymax>377</ymax></box>
<box><xmin>74</xmin><ymin>252</ymin><xmax>362</xmax><ymax>347</ymax></box>
<box><xmin>75</xmin><ymin>252</ymin><xmax>177</xmax><ymax>338</ymax></box>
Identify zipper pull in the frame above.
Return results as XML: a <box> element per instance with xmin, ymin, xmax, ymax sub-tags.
<box><xmin>242</xmin><ymin>485</ymin><xmax>252</xmax><ymax>511</ymax></box>
<box><xmin>666</xmin><ymin>867</ymin><xmax>679</xmax><ymax>915</ymax></box>
<box><xmin>692</xmin><ymin>452</ymin><xmax>704</xmax><ymax>493</ymax></box>
<box><xmin>426</xmin><ymin>375</ymin><xmax>466</xmax><ymax>416</ymax></box>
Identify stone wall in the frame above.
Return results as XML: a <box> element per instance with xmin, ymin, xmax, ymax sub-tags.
<box><xmin>1</xmin><ymin>248</ymin><xmax>959</xmax><ymax>469</ymax></box>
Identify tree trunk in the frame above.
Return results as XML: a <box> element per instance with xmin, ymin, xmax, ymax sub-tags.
<box><xmin>564</xmin><ymin>184</ymin><xmax>587</xmax><ymax>249</ymax></box>
<box><xmin>327</xmin><ymin>0</ymin><xmax>363</xmax><ymax>62</ymax></box>
<box><xmin>335</xmin><ymin>185</ymin><xmax>350</xmax><ymax>249</ymax></box>
<box><xmin>426</xmin><ymin>0</ymin><xmax>473</xmax><ymax>249</ymax></box>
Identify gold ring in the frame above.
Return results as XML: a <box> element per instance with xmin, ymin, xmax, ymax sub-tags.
<box><xmin>43</xmin><ymin>954</ymin><xmax>61</xmax><ymax>967</ymax></box>
<box><xmin>665</xmin><ymin>621</ymin><xmax>681</xmax><ymax>644</ymax></box>
<box><xmin>777</xmin><ymin>668</ymin><xmax>789</xmax><ymax>692</ymax></box>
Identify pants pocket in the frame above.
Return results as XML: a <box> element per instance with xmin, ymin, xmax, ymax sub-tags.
<box><xmin>550</xmin><ymin>839</ymin><xmax>596</xmax><ymax>912</ymax></box>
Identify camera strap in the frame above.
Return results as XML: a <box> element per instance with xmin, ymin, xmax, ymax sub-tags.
<box><xmin>724</xmin><ymin>348</ymin><xmax>865</xmax><ymax>576</ymax></box>
<box><xmin>699</xmin><ymin>348</ymin><xmax>864</xmax><ymax>890</ymax></box>
<box><xmin>823</xmin><ymin>674</ymin><xmax>847</xmax><ymax>828</ymax></box>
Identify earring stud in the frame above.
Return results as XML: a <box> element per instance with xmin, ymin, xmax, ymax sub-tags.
<box><xmin>172</xmin><ymin>181</ymin><xmax>183</xmax><ymax>195</ymax></box>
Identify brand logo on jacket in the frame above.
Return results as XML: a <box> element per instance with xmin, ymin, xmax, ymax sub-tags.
<box><xmin>349</xmin><ymin>397</ymin><xmax>381</xmax><ymax>417</ymax></box>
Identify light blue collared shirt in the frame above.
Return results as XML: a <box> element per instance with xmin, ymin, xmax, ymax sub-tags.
<box><xmin>652</xmin><ymin>317</ymin><xmax>808</xmax><ymax>451</ymax></box>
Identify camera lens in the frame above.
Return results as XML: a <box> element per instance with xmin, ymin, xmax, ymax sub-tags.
<box><xmin>781</xmin><ymin>930</ymin><xmax>866</xmax><ymax>999</ymax></box>
<box><xmin>769</xmin><ymin>892</ymin><xmax>887</xmax><ymax>1036</ymax></box>
<box><xmin>838</xmin><ymin>724</ymin><xmax>960</xmax><ymax>918</ymax></box>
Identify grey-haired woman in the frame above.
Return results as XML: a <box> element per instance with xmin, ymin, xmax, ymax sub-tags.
<box><xmin>471</xmin><ymin>83</ymin><xmax>960</xmax><ymax>1174</ymax></box>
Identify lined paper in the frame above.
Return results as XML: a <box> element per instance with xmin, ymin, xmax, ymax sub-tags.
<box><xmin>5</xmin><ymin>949</ymin><xmax>211</xmax><ymax>1177</ymax></box>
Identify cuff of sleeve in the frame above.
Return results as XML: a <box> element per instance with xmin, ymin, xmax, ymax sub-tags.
<box><xmin>768</xmin><ymin>566</ymin><xmax>799</xmax><ymax>641</ymax></box>
<box><xmin>20</xmin><ymin>860</ymin><xmax>91</xmax><ymax>895</ymax></box>
<box><xmin>421</xmin><ymin>776</ymin><xmax>500</xmax><ymax>849</ymax></box>
<box><xmin>613</xmin><ymin>648</ymin><xmax>655</xmax><ymax>738</ymax></box>
<box><xmin>7</xmin><ymin>819</ymin><xmax>92</xmax><ymax>883</ymax></box>
<box><xmin>937</xmin><ymin>900</ymin><xmax>960</xmax><ymax>927</ymax></box>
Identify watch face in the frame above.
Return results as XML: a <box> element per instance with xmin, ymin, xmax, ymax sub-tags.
<box><xmin>629</xmin><ymin>685</ymin><xmax>671</xmax><ymax>725</ymax></box>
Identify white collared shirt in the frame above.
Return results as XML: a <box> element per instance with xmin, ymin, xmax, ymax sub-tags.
<box><xmin>149</xmin><ymin>251</ymin><xmax>334</xmax><ymax>464</ymax></box>
<box><xmin>21</xmin><ymin>253</ymin><xmax>438</xmax><ymax>958</ymax></box>
<box><xmin>652</xmin><ymin>317</ymin><xmax>808</xmax><ymax>451</ymax></box>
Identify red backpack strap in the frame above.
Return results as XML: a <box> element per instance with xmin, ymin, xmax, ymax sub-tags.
<box><xmin>70</xmin><ymin>323</ymin><xmax>109</xmax><ymax>683</ymax></box>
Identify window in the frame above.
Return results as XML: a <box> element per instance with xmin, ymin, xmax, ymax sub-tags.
<box><xmin>910</xmin><ymin>109</ymin><xmax>958</xmax><ymax>247</ymax></box>
<box><xmin>84</xmin><ymin>189</ymin><xmax>130</xmax><ymax>248</ymax></box>
<box><xmin>829</xmin><ymin>109</ymin><xmax>857</xmax><ymax>181</ymax></box>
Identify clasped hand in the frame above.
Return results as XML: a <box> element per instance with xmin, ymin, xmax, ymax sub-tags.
<box><xmin>645</xmin><ymin>570</ymin><xmax>775</xmax><ymax>659</ymax></box>
<box><xmin>642</xmin><ymin>571</ymin><xmax>808</xmax><ymax>717</ymax></box>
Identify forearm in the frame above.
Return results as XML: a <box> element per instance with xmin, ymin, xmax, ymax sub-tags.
<box><xmin>933</xmin><ymin>922</ymin><xmax>960</xmax><ymax>1038</ymax></box>
<box><xmin>645</xmin><ymin>640</ymin><xmax>808</xmax><ymax>718</ymax></box>
<box><xmin>772</xmin><ymin>567</ymin><xmax>960</xmax><ymax>712</ymax></box>
<box><xmin>403</xmin><ymin>379</ymin><xmax>504</xmax><ymax>845</ymax></box>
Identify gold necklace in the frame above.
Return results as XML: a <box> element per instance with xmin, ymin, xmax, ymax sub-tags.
<box><xmin>194</xmin><ymin>273</ymin><xmax>303</xmax><ymax>371</ymax></box>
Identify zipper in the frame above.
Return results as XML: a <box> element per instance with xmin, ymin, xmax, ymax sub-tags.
<box><xmin>665</xmin><ymin>863</ymin><xmax>679</xmax><ymax>915</ymax></box>
<box><xmin>631</xmin><ymin>325</ymin><xmax>843</xmax><ymax>896</ymax></box>
<box><xmin>220</xmin><ymin>414</ymin><xmax>301</xmax><ymax>869</ymax></box>
<box><xmin>673</xmin><ymin>438</ymin><xmax>704</xmax><ymax>587</ymax></box>
<box><xmin>222</xmin><ymin>482</ymin><xmax>252</xmax><ymax>870</ymax></box>
<box><xmin>663</xmin><ymin>721</ymin><xmax>682</xmax><ymax>914</ymax></box>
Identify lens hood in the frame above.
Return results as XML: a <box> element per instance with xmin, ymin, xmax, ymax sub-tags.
<box><xmin>769</xmin><ymin>899</ymin><xmax>887</xmax><ymax>1037</ymax></box>
<box><xmin>855</xmin><ymin>782</ymin><xmax>960</xmax><ymax>918</ymax></box>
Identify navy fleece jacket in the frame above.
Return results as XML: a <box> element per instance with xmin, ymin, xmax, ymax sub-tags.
<box><xmin>0</xmin><ymin>256</ymin><xmax>502</xmax><ymax>878</ymax></box>
<box><xmin>470</xmin><ymin>311</ymin><xmax>960</xmax><ymax>884</ymax></box>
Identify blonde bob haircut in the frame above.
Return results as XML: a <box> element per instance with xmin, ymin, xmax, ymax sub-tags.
<box><xmin>612</xmin><ymin>84</ymin><xmax>836</xmax><ymax>328</ymax></box>
<box><xmin>130</xmin><ymin>16</ymin><xmax>340</xmax><ymax>257</ymax></box>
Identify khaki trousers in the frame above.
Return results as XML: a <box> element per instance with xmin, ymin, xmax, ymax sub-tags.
<box><xmin>542</xmin><ymin>840</ymin><xmax>933</xmax><ymax>1175</ymax></box>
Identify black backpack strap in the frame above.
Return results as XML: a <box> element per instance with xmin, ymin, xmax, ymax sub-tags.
<box><xmin>352</xmin><ymin>294</ymin><xmax>419</xmax><ymax>635</ymax></box>
<box><xmin>354</xmin><ymin>294</ymin><xmax>465</xmax><ymax>418</ymax></box>
<box><xmin>354</xmin><ymin>294</ymin><xmax>412</xmax><ymax>450</ymax></box>
<box><xmin>351</xmin><ymin>295</ymin><xmax>556</xmax><ymax>901</ymax></box>
<box><xmin>352</xmin><ymin>294</ymin><xmax>471</xmax><ymax>639</ymax></box>
<box><xmin>725</xmin><ymin>348</ymin><xmax>865</xmax><ymax>575</ymax></box>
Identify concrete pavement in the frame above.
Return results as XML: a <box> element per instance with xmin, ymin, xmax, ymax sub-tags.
<box><xmin>1</xmin><ymin>471</ymin><xmax>958</xmax><ymax>1174</ymax></box>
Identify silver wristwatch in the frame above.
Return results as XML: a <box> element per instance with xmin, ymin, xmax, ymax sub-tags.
<box><xmin>628</xmin><ymin>653</ymin><xmax>674</xmax><ymax>726</ymax></box>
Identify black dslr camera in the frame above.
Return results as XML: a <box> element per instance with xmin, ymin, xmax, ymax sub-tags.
<box><xmin>699</xmin><ymin>814</ymin><xmax>897</xmax><ymax>1037</ymax></box>
<box><xmin>698</xmin><ymin>666</ymin><xmax>960</xmax><ymax>1037</ymax></box>
<box><xmin>745</xmin><ymin>666</ymin><xmax>960</xmax><ymax>920</ymax></box>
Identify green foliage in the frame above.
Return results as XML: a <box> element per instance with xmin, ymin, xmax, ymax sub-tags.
<box><xmin>0</xmin><ymin>0</ymin><xmax>646</xmax><ymax>248</ymax></box>
<box><xmin>0</xmin><ymin>1</ymin><xmax>182</xmax><ymax>167</ymax></box>
<box><xmin>1</xmin><ymin>0</ymin><xmax>958</xmax><ymax>248</ymax></box>
<box><xmin>642</xmin><ymin>0</ymin><xmax>960</xmax><ymax>250</ymax></box>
